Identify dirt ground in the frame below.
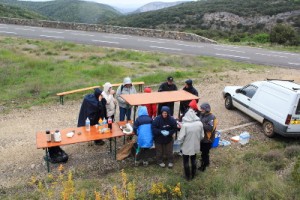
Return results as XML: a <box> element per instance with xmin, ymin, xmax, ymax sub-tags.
<box><xmin>1</xmin><ymin>67</ymin><xmax>300</xmax><ymax>189</ymax></box>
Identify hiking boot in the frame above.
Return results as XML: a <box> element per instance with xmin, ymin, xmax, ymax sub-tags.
<box><xmin>168</xmin><ymin>163</ymin><xmax>174</xmax><ymax>168</ymax></box>
<box><xmin>143</xmin><ymin>161</ymin><xmax>149</xmax><ymax>166</ymax></box>
<box><xmin>159</xmin><ymin>163</ymin><xmax>166</xmax><ymax>168</ymax></box>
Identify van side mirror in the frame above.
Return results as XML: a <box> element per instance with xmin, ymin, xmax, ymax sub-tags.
<box><xmin>236</xmin><ymin>89</ymin><xmax>241</xmax><ymax>93</ymax></box>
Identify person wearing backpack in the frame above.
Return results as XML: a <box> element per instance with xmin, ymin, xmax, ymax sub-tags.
<box><xmin>198</xmin><ymin>102</ymin><xmax>217</xmax><ymax>171</ymax></box>
<box><xmin>116</xmin><ymin>77</ymin><xmax>137</xmax><ymax>121</ymax></box>
<box><xmin>133</xmin><ymin>106</ymin><xmax>153</xmax><ymax>166</ymax></box>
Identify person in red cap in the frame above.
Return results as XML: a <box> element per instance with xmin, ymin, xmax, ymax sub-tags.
<box><xmin>180</xmin><ymin>99</ymin><xmax>201</xmax><ymax>121</ymax></box>
<box><xmin>143</xmin><ymin>87</ymin><xmax>157</xmax><ymax>118</ymax></box>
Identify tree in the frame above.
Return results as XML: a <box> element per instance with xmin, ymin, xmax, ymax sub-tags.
<box><xmin>270</xmin><ymin>24</ymin><xmax>299</xmax><ymax>45</ymax></box>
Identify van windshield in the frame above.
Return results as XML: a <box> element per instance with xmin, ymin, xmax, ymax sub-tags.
<box><xmin>296</xmin><ymin>98</ymin><xmax>300</xmax><ymax>115</ymax></box>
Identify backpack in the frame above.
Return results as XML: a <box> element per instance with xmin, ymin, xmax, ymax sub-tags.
<box><xmin>47</xmin><ymin>146</ymin><xmax>69</xmax><ymax>163</ymax></box>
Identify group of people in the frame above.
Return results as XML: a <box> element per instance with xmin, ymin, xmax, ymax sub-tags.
<box><xmin>76</xmin><ymin>76</ymin><xmax>217</xmax><ymax>181</ymax></box>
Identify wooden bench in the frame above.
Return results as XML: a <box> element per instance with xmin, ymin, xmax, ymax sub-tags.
<box><xmin>57</xmin><ymin>82</ymin><xmax>144</xmax><ymax>105</ymax></box>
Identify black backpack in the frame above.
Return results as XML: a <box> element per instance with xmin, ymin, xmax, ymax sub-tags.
<box><xmin>47</xmin><ymin>146</ymin><xmax>69</xmax><ymax>163</ymax></box>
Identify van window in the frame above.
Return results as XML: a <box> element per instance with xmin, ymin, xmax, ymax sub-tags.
<box><xmin>296</xmin><ymin>99</ymin><xmax>300</xmax><ymax>115</ymax></box>
<box><xmin>241</xmin><ymin>85</ymin><xmax>257</xmax><ymax>98</ymax></box>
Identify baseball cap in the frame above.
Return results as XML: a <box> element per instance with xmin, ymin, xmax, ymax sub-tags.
<box><xmin>167</xmin><ymin>76</ymin><xmax>174</xmax><ymax>82</ymax></box>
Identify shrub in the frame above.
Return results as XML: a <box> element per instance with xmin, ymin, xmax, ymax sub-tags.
<box><xmin>284</xmin><ymin>145</ymin><xmax>300</xmax><ymax>159</ymax></box>
<box><xmin>270</xmin><ymin>24</ymin><xmax>300</xmax><ymax>45</ymax></box>
<box><xmin>252</xmin><ymin>33</ymin><xmax>270</xmax><ymax>43</ymax></box>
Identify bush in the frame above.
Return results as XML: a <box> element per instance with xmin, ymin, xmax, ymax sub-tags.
<box><xmin>270</xmin><ymin>24</ymin><xmax>300</xmax><ymax>45</ymax></box>
<box><xmin>252</xmin><ymin>33</ymin><xmax>270</xmax><ymax>43</ymax></box>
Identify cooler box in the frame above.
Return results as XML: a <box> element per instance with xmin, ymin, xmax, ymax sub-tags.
<box><xmin>212</xmin><ymin>131</ymin><xmax>221</xmax><ymax>148</ymax></box>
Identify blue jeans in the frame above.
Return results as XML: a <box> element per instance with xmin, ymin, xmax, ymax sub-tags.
<box><xmin>119</xmin><ymin>107</ymin><xmax>131</xmax><ymax>121</ymax></box>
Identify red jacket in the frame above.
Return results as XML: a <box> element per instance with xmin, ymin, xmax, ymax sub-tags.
<box><xmin>143</xmin><ymin>87</ymin><xmax>157</xmax><ymax>118</ymax></box>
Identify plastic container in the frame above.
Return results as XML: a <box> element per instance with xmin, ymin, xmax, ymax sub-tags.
<box><xmin>212</xmin><ymin>131</ymin><xmax>221</xmax><ymax>148</ymax></box>
<box><xmin>173</xmin><ymin>140</ymin><xmax>181</xmax><ymax>153</ymax></box>
<box><xmin>54</xmin><ymin>130</ymin><xmax>61</xmax><ymax>142</ymax></box>
<box><xmin>219</xmin><ymin>140</ymin><xmax>231</xmax><ymax>146</ymax></box>
<box><xmin>239</xmin><ymin>131</ymin><xmax>250</xmax><ymax>145</ymax></box>
<box><xmin>85</xmin><ymin>117</ymin><xmax>90</xmax><ymax>131</ymax></box>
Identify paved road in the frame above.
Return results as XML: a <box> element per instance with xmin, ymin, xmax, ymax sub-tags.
<box><xmin>1</xmin><ymin>23</ymin><xmax>300</xmax><ymax>68</ymax></box>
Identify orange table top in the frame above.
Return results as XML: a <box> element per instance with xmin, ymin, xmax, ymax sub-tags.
<box><xmin>120</xmin><ymin>90</ymin><xmax>199</xmax><ymax>106</ymax></box>
<box><xmin>36</xmin><ymin>122</ymin><xmax>133</xmax><ymax>149</ymax></box>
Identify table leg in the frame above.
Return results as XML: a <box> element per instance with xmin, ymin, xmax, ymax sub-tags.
<box><xmin>114</xmin><ymin>138</ymin><xmax>117</xmax><ymax>160</ymax></box>
<box><xmin>60</xmin><ymin>96</ymin><xmax>64</xmax><ymax>105</ymax></box>
<box><xmin>45</xmin><ymin>148</ymin><xmax>50</xmax><ymax>173</ymax></box>
<box><xmin>109</xmin><ymin>138</ymin><xmax>112</xmax><ymax>152</ymax></box>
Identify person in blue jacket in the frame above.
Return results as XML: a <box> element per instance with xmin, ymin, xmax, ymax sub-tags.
<box><xmin>133</xmin><ymin>106</ymin><xmax>153</xmax><ymax>166</ymax></box>
<box><xmin>152</xmin><ymin>106</ymin><xmax>177</xmax><ymax>168</ymax></box>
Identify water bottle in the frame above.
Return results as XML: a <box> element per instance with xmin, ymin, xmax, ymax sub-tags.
<box><xmin>108</xmin><ymin>117</ymin><xmax>112</xmax><ymax>129</ymax></box>
<box><xmin>102</xmin><ymin>118</ymin><xmax>107</xmax><ymax>126</ymax></box>
<box><xmin>85</xmin><ymin>117</ymin><xmax>90</xmax><ymax>131</ymax></box>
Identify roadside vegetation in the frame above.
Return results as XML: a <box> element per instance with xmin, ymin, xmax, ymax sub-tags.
<box><xmin>0</xmin><ymin>37</ymin><xmax>299</xmax><ymax>199</ymax></box>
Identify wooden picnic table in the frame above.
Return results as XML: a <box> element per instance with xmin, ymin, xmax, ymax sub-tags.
<box><xmin>36</xmin><ymin>122</ymin><xmax>133</xmax><ymax>172</ymax></box>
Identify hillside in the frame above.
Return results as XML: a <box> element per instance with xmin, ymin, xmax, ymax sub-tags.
<box><xmin>133</xmin><ymin>1</ymin><xmax>187</xmax><ymax>13</ymax></box>
<box><xmin>0</xmin><ymin>3</ymin><xmax>46</xmax><ymax>19</ymax></box>
<box><xmin>0</xmin><ymin>0</ymin><xmax>121</xmax><ymax>24</ymax></box>
<box><xmin>106</xmin><ymin>0</ymin><xmax>300</xmax><ymax>35</ymax></box>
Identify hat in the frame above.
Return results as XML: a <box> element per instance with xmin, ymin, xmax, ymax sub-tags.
<box><xmin>167</xmin><ymin>76</ymin><xmax>174</xmax><ymax>82</ymax></box>
<box><xmin>189</xmin><ymin>99</ymin><xmax>198</xmax><ymax>110</ymax></box>
<box><xmin>144</xmin><ymin>87</ymin><xmax>152</xmax><ymax>93</ymax></box>
<box><xmin>94</xmin><ymin>88</ymin><xmax>102</xmax><ymax>99</ymax></box>
<box><xmin>123</xmin><ymin>77</ymin><xmax>132</xmax><ymax>85</ymax></box>
<box><xmin>185</xmin><ymin>79</ymin><xmax>193</xmax><ymax>86</ymax></box>
<box><xmin>200</xmin><ymin>102</ymin><xmax>211</xmax><ymax>112</ymax></box>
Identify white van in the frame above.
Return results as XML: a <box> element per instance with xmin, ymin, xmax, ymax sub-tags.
<box><xmin>222</xmin><ymin>79</ymin><xmax>300</xmax><ymax>137</ymax></box>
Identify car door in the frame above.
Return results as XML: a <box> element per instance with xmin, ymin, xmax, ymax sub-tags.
<box><xmin>232</xmin><ymin>84</ymin><xmax>258</xmax><ymax>114</ymax></box>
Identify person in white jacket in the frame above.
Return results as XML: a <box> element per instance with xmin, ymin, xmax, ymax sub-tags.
<box><xmin>177</xmin><ymin>108</ymin><xmax>204</xmax><ymax>181</ymax></box>
<box><xmin>102</xmin><ymin>82</ymin><xmax>117</xmax><ymax>121</ymax></box>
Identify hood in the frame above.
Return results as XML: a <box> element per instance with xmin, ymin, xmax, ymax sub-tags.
<box><xmin>182</xmin><ymin>109</ymin><xmax>200</xmax><ymax>123</ymax></box>
<box><xmin>161</xmin><ymin>106</ymin><xmax>170</xmax><ymax>115</ymax></box>
<box><xmin>144</xmin><ymin>87</ymin><xmax>152</xmax><ymax>93</ymax></box>
<box><xmin>189</xmin><ymin>99</ymin><xmax>198</xmax><ymax>110</ymax></box>
<box><xmin>138</xmin><ymin>106</ymin><xmax>148</xmax><ymax>117</ymax></box>
<box><xmin>185</xmin><ymin>79</ymin><xmax>193</xmax><ymax>86</ymax></box>
<box><xmin>123</xmin><ymin>77</ymin><xmax>132</xmax><ymax>85</ymax></box>
<box><xmin>94</xmin><ymin>88</ymin><xmax>102</xmax><ymax>100</ymax></box>
<box><xmin>200</xmin><ymin>102</ymin><xmax>211</xmax><ymax>112</ymax></box>
<box><xmin>103</xmin><ymin>82</ymin><xmax>112</xmax><ymax>93</ymax></box>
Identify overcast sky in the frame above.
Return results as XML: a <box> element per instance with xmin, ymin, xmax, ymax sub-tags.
<box><xmin>25</xmin><ymin>0</ymin><xmax>196</xmax><ymax>9</ymax></box>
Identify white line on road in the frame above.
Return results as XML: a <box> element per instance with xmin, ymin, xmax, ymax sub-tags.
<box><xmin>15</xmin><ymin>28</ymin><xmax>35</xmax><ymax>31</ymax></box>
<box><xmin>103</xmin><ymin>36</ymin><xmax>129</xmax><ymax>40</ymax></box>
<box><xmin>139</xmin><ymin>39</ymin><xmax>165</xmax><ymax>44</ymax></box>
<box><xmin>92</xmin><ymin>40</ymin><xmax>119</xmax><ymax>44</ymax></box>
<box><xmin>216</xmin><ymin>53</ymin><xmax>250</xmax><ymax>59</ymax></box>
<box><xmin>71</xmin><ymin>33</ymin><xmax>94</xmax><ymax>37</ymax></box>
<box><xmin>42</xmin><ymin>30</ymin><xmax>64</xmax><ymax>34</ymax></box>
<box><xmin>176</xmin><ymin>43</ymin><xmax>204</xmax><ymax>48</ymax></box>
<box><xmin>214</xmin><ymin>48</ymin><xmax>245</xmax><ymax>53</ymax></box>
<box><xmin>0</xmin><ymin>26</ymin><xmax>8</xmax><ymax>29</ymax></box>
<box><xmin>255</xmin><ymin>53</ymin><xmax>287</xmax><ymax>58</ymax></box>
<box><xmin>288</xmin><ymin>62</ymin><xmax>300</xmax><ymax>66</ymax></box>
<box><xmin>150</xmin><ymin>46</ymin><xmax>182</xmax><ymax>51</ymax></box>
<box><xmin>39</xmin><ymin>35</ymin><xmax>64</xmax><ymax>39</ymax></box>
<box><xmin>0</xmin><ymin>31</ymin><xmax>17</xmax><ymax>34</ymax></box>
<box><xmin>270</xmin><ymin>51</ymin><xmax>299</xmax><ymax>56</ymax></box>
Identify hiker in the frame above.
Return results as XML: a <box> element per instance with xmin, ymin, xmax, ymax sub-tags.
<box><xmin>143</xmin><ymin>87</ymin><xmax>157</xmax><ymax>118</ymax></box>
<box><xmin>179</xmin><ymin>79</ymin><xmax>199</xmax><ymax>115</ymax></box>
<box><xmin>77</xmin><ymin>88</ymin><xmax>106</xmax><ymax>145</ymax></box>
<box><xmin>157</xmin><ymin>76</ymin><xmax>178</xmax><ymax>116</ymax></box>
<box><xmin>199</xmin><ymin>102</ymin><xmax>217</xmax><ymax>171</ymax></box>
<box><xmin>116</xmin><ymin>77</ymin><xmax>137</xmax><ymax>121</ymax></box>
<box><xmin>102</xmin><ymin>82</ymin><xmax>117</xmax><ymax>122</ymax></box>
<box><xmin>133</xmin><ymin>106</ymin><xmax>153</xmax><ymax>166</ymax></box>
<box><xmin>179</xmin><ymin>99</ymin><xmax>201</xmax><ymax>121</ymax></box>
<box><xmin>152</xmin><ymin>106</ymin><xmax>177</xmax><ymax>168</ymax></box>
<box><xmin>177</xmin><ymin>108</ymin><xmax>204</xmax><ymax>180</ymax></box>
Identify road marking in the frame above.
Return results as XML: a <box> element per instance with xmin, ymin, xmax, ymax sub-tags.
<box><xmin>0</xmin><ymin>31</ymin><xmax>17</xmax><ymax>34</ymax></box>
<box><xmin>150</xmin><ymin>46</ymin><xmax>182</xmax><ymax>51</ymax></box>
<box><xmin>71</xmin><ymin>33</ymin><xmax>94</xmax><ymax>37</ymax></box>
<box><xmin>255</xmin><ymin>53</ymin><xmax>287</xmax><ymax>58</ymax></box>
<box><xmin>139</xmin><ymin>39</ymin><xmax>164</xmax><ymax>44</ymax></box>
<box><xmin>176</xmin><ymin>43</ymin><xmax>204</xmax><ymax>48</ymax></box>
<box><xmin>40</xmin><ymin>35</ymin><xmax>64</xmax><ymax>39</ymax></box>
<box><xmin>214</xmin><ymin>48</ymin><xmax>245</xmax><ymax>53</ymax></box>
<box><xmin>270</xmin><ymin>51</ymin><xmax>298</xmax><ymax>56</ymax></box>
<box><xmin>42</xmin><ymin>30</ymin><xmax>63</xmax><ymax>34</ymax></box>
<box><xmin>0</xmin><ymin>26</ymin><xmax>8</xmax><ymax>29</ymax></box>
<box><xmin>15</xmin><ymin>28</ymin><xmax>35</xmax><ymax>31</ymax></box>
<box><xmin>103</xmin><ymin>36</ymin><xmax>128</xmax><ymax>40</ymax></box>
<box><xmin>92</xmin><ymin>40</ymin><xmax>119</xmax><ymax>44</ymax></box>
<box><xmin>288</xmin><ymin>62</ymin><xmax>300</xmax><ymax>66</ymax></box>
<box><xmin>216</xmin><ymin>53</ymin><xmax>250</xmax><ymax>59</ymax></box>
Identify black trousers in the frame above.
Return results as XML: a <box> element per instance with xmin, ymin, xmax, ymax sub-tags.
<box><xmin>200</xmin><ymin>142</ymin><xmax>212</xmax><ymax>168</ymax></box>
<box><xmin>183</xmin><ymin>154</ymin><xmax>197</xmax><ymax>180</ymax></box>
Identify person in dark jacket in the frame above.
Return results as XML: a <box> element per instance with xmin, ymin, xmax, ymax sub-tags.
<box><xmin>77</xmin><ymin>88</ymin><xmax>106</xmax><ymax>145</ymax></box>
<box><xmin>180</xmin><ymin>79</ymin><xmax>199</xmax><ymax>115</ymax></box>
<box><xmin>133</xmin><ymin>106</ymin><xmax>153</xmax><ymax>166</ymax></box>
<box><xmin>199</xmin><ymin>102</ymin><xmax>217</xmax><ymax>171</ymax></box>
<box><xmin>157</xmin><ymin>76</ymin><xmax>178</xmax><ymax>116</ymax></box>
<box><xmin>152</xmin><ymin>106</ymin><xmax>177</xmax><ymax>168</ymax></box>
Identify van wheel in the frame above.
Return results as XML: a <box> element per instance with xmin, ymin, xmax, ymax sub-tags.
<box><xmin>263</xmin><ymin>121</ymin><xmax>275</xmax><ymax>138</ymax></box>
<box><xmin>225</xmin><ymin>95</ymin><xmax>233</xmax><ymax>110</ymax></box>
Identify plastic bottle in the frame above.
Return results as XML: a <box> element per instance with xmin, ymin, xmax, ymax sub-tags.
<box><xmin>54</xmin><ymin>130</ymin><xmax>61</xmax><ymax>142</ymax></box>
<box><xmin>85</xmin><ymin>117</ymin><xmax>90</xmax><ymax>131</ymax></box>
<box><xmin>108</xmin><ymin>117</ymin><xmax>112</xmax><ymax>129</ymax></box>
<box><xmin>102</xmin><ymin>118</ymin><xmax>107</xmax><ymax>126</ymax></box>
<box><xmin>98</xmin><ymin>118</ymin><xmax>103</xmax><ymax>126</ymax></box>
